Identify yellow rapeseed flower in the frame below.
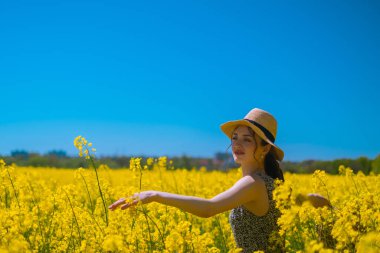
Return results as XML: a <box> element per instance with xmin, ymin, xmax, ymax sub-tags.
<box><xmin>1</xmin><ymin>158</ymin><xmax>379</xmax><ymax>252</ymax></box>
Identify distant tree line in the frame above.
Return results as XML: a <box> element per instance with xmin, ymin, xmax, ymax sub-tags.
<box><xmin>1</xmin><ymin>150</ymin><xmax>379</xmax><ymax>174</ymax></box>
<box><xmin>280</xmin><ymin>156</ymin><xmax>380</xmax><ymax>174</ymax></box>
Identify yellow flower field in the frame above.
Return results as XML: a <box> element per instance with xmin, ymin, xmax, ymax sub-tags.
<box><xmin>1</xmin><ymin>152</ymin><xmax>379</xmax><ymax>252</ymax></box>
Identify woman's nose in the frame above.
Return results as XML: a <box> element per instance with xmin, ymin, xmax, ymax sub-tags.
<box><xmin>232</xmin><ymin>140</ymin><xmax>242</xmax><ymax>147</ymax></box>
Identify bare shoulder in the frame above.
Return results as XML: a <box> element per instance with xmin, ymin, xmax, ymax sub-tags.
<box><xmin>235</xmin><ymin>174</ymin><xmax>266</xmax><ymax>192</ymax></box>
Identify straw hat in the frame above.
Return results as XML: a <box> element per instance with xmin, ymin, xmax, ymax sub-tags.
<box><xmin>220</xmin><ymin>108</ymin><xmax>284</xmax><ymax>161</ymax></box>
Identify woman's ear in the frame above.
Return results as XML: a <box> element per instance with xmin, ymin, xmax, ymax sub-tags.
<box><xmin>263</xmin><ymin>143</ymin><xmax>271</xmax><ymax>156</ymax></box>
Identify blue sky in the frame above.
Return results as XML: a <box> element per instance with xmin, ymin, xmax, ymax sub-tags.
<box><xmin>1</xmin><ymin>1</ymin><xmax>379</xmax><ymax>161</ymax></box>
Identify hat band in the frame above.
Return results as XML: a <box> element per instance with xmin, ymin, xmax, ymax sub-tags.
<box><xmin>244</xmin><ymin>119</ymin><xmax>275</xmax><ymax>143</ymax></box>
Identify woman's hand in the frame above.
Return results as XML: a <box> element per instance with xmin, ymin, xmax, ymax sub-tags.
<box><xmin>108</xmin><ymin>191</ymin><xmax>157</xmax><ymax>211</ymax></box>
<box><xmin>307</xmin><ymin>193</ymin><xmax>331</xmax><ymax>208</ymax></box>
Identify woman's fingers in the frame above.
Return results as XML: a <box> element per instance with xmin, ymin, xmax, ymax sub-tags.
<box><xmin>120</xmin><ymin>203</ymin><xmax>130</xmax><ymax>210</ymax></box>
<box><xmin>120</xmin><ymin>199</ymin><xmax>138</xmax><ymax>210</ymax></box>
<box><xmin>108</xmin><ymin>197</ymin><xmax>126</xmax><ymax>211</ymax></box>
<box><xmin>109</xmin><ymin>194</ymin><xmax>141</xmax><ymax>211</ymax></box>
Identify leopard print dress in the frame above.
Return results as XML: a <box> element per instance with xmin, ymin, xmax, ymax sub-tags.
<box><xmin>229</xmin><ymin>172</ymin><xmax>280</xmax><ymax>252</ymax></box>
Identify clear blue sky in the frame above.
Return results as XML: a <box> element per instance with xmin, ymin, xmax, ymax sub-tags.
<box><xmin>1</xmin><ymin>1</ymin><xmax>379</xmax><ymax>161</ymax></box>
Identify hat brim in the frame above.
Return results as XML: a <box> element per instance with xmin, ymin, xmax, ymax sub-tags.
<box><xmin>221</xmin><ymin>120</ymin><xmax>284</xmax><ymax>161</ymax></box>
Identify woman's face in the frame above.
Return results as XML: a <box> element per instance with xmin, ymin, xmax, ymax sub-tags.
<box><xmin>231</xmin><ymin>126</ymin><xmax>261</xmax><ymax>166</ymax></box>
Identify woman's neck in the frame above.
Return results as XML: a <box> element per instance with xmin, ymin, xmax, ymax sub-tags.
<box><xmin>241</xmin><ymin>163</ymin><xmax>265</xmax><ymax>176</ymax></box>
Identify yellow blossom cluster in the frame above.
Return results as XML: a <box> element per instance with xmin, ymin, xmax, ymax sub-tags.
<box><xmin>0</xmin><ymin>158</ymin><xmax>379</xmax><ymax>252</ymax></box>
<box><xmin>73</xmin><ymin>135</ymin><xmax>96</xmax><ymax>159</ymax></box>
<box><xmin>0</xmin><ymin>158</ymin><xmax>239</xmax><ymax>252</ymax></box>
<box><xmin>272</xmin><ymin>166</ymin><xmax>380</xmax><ymax>252</ymax></box>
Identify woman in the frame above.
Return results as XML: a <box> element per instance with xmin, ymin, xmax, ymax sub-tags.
<box><xmin>109</xmin><ymin>108</ymin><xmax>327</xmax><ymax>252</ymax></box>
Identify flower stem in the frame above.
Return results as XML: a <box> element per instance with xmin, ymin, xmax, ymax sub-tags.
<box><xmin>88</xmin><ymin>150</ymin><xmax>108</xmax><ymax>226</ymax></box>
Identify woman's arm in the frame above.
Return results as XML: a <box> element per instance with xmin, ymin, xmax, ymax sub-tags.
<box><xmin>109</xmin><ymin>175</ymin><xmax>265</xmax><ymax>218</ymax></box>
<box><xmin>295</xmin><ymin>193</ymin><xmax>332</xmax><ymax>208</ymax></box>
<box><xmin>155</xmin><ymin>192</ymin><xmax>213</xmax><ymax>217</ymax></box>
<box><xmin>108</xmin><ymin>191</ymin><xmax>212</xmax><ymax>217</ymax></box>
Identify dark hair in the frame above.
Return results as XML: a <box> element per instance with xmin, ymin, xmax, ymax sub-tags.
<box><xmin>264</xmin><ymin>151</ymin><xmax>284</xmax><ymax>181</ymax></box>
<box><xmin>247</xmin><ymin>128</ymin><xmax>284</xmax><ymax>181</ymax></box>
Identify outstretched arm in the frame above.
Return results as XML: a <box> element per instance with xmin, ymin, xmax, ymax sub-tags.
<box><xmin>154</xmin><ymin>191</ymin><xmax>213</xmax><ymax>217</ymax></box>
<box><xmin>108</xmin><ymin>175</ymin><xmax>265</xmax><ymax>218</ymax></box>
<box><xmin>109</xmin><ymin>191</ymin><xmax>212</xmax><ymax>217</ymax></box>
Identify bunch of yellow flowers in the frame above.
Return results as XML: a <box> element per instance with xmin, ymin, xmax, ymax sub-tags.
<box><xmin>73</xmin><ymin>135</ymin><xmax>96</xmax><ymax>159</ymax></box>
